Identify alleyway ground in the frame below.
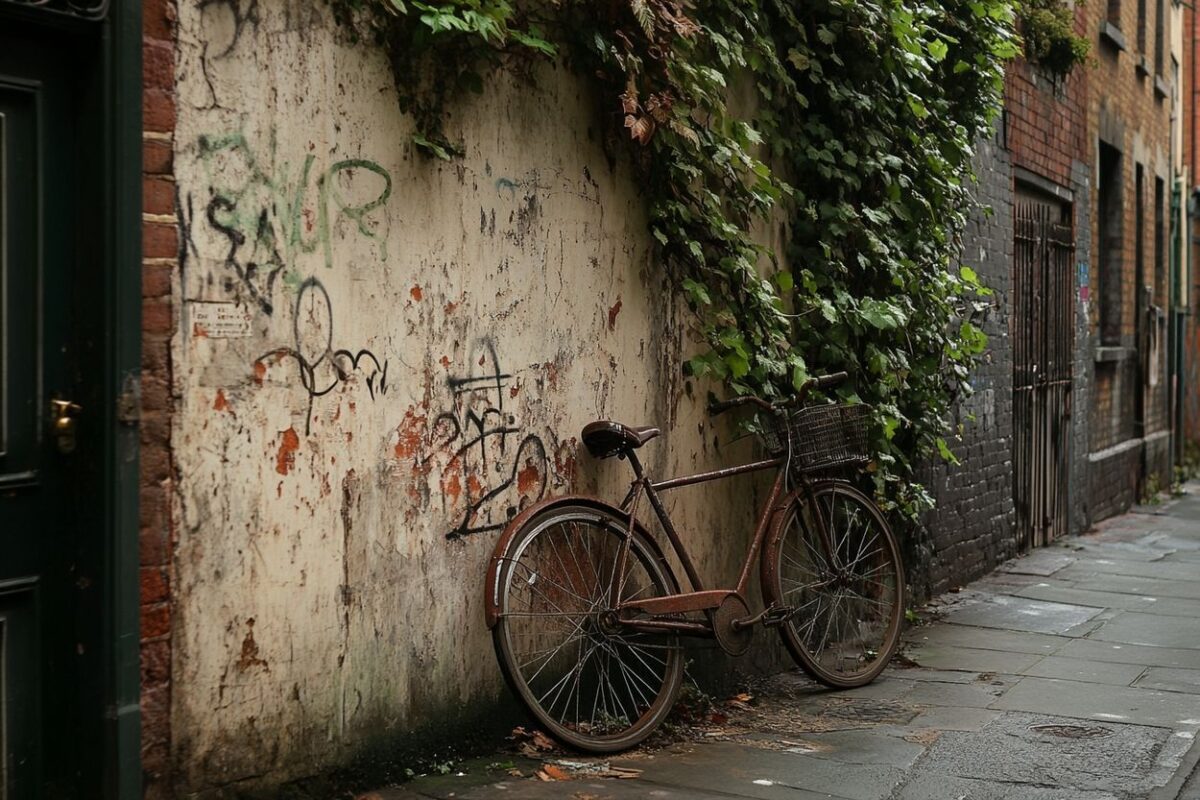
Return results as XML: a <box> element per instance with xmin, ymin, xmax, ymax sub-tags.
<box><xmin>374</xmin><ymin>483</ymin><xmax>1200</xmax><ymax>800</ymax></box>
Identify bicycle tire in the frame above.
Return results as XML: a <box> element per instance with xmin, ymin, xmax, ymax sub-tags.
<box><xmin>762</xmin><ymin>482</ymin><xmax>905</xmax><ymax>688</ymax></box>
<box><xmin>492</xmin><ymin>504</ymin><xmax>684</xmax><ymax>752</ymax></box>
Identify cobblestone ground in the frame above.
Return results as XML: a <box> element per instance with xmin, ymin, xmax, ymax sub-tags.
<box><xmin>370</xmin><ymin>483</ymin><xmax>1200</xmax><ymax>800</ymax></box>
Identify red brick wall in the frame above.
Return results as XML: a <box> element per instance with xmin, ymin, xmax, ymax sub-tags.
<box><xmin>1004</xmin><ymin>8</ymin><xmax>1089</xmax><ymax>187</ymax></box>
<box><xmin>1086</xmin><ymin>0</ymin><xmax>1174</xmax><ymax>457</ymax></box>
<box><xmin>141</xmin><ymin>0</ymin><xmax>177</xmax><ymax>794</ymax></box>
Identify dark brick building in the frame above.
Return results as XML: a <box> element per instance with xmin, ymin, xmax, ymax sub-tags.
<box><xmin>922</xmin><ymin>0</ymin><xmax>1184</xmax><ymax>597</ymax></box>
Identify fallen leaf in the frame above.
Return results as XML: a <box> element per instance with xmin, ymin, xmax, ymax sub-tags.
<box><xmin>538</xmin><ymin>764</ymin><xmax>572</xmax><ymax>781</ymax></box>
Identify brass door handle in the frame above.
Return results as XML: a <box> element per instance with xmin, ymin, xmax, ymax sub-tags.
<box><xmin>50</xmin><ymin>399</ymin><xmax>83</xmax><ymax>454</ymax></box>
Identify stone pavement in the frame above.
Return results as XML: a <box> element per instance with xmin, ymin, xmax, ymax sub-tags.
<box><xmin>376</xmin><ymin>484</ymin><xmax>1200</xmax><ymax>800</ymax></box>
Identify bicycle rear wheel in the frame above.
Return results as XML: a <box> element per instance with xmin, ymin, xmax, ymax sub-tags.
<box><xmin>763</xmin><ymin>482</ymin><xmax>904</xmax><ymax>688</ymax></box>
<box><xmin>492</xmin><ymin>505</ymin><xmax>684</xmax><ymax>752</ymax></box>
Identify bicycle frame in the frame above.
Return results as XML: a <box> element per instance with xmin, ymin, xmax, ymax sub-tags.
<box><xmin>609</xmin><ymin>448</ymin><xmax>835</xmax><ymax>638</ymax></box>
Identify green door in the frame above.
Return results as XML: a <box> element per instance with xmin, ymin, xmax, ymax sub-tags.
<box><xmin>0</xmin><ymin>20</ymin><xmax>94</xmax><ymax>799</ymax></box>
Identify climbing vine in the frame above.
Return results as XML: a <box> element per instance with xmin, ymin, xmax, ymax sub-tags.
<box><xmin>1017</xmin><ymin>0</ymin><xmax>1089</xmax><ymax>79</ymax></box>
<box><xmin>329</xmin><ymin>0</ymin><xmax>1019</xmax><ymax>519</ymax></box>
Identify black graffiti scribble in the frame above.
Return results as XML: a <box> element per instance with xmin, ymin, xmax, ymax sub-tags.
<box><xmin>255</xmin><ymin>278</ymin><xmax>388</xmax><ymax>435</ymax></box>
<box><xmin>208</xmin><ymin>195</ymin><xmax>287</xmax><ymax>316</ymax></box>
<box><xmin>432</xmin><ymin>340</ymin><xmax>549</xmax><ymax>539</ymax></box>
<box><xmin>197</xmin><ymin>0</ymin><xmax>261</xmax><ymax>59</ymax></box>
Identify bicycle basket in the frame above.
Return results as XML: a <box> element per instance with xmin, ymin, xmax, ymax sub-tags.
<box><xmin>760</xmin><ymin>403</ymin><xmax>872</xmax><ymax>474</ymax></box>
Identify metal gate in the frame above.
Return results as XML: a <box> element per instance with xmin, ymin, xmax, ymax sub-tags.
<box><xmin>1013</xmin><ymin>201</ymin><xmax>1075</xmax><ymax>549</ymax></box>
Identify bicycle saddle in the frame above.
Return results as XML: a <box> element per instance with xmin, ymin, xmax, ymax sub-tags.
<box><xmin>581</xmin><ymin>421</ymin><xmax>661</xmax><ymax>458</ymax></box>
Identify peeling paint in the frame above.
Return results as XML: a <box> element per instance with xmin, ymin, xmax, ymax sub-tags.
<box><xmin>274</xmin><ymin>427</ymin><xmax>300</xmax><ymax>475</ymax></box>
<box><xmin>608</xmin><ymin>296</ymin><xmax>623</xmax><ymax>331</ymax></box>
<box><xmin>213</xmin><ymin>388</ymin><xmax>233</xmax><ymax>414</ymax></box>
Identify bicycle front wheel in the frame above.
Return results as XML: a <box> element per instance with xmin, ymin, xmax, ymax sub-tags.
<box><xmin>492</xmin><ymin>505</ymin><xmax>684</xmax><ymax>752</ymax></box>
<box><xmin>763</xmin><ymin>482</ymin><xmax>905</xmax><ymax>688</ymax></box>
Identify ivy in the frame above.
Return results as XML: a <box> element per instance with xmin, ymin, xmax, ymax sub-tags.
<box><xmin>329</xmin><ymin>0</ymin><xmax>1018</xmax><ymax>521</ymax></box>
<box><xmin>1017</xmin><ymin>0</ymin><xmax>1089</xmax><ymax>80</ymax></box>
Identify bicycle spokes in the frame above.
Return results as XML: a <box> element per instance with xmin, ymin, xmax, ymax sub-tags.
<box><xmin>496</xmin><ymin>514</ymin><xmax>682</xmax><ymax>746</ymax></box>
<box><xmin>775</xmin><ymin>487</ymin><xmax>902</xmax><ymax>684</ymax></box>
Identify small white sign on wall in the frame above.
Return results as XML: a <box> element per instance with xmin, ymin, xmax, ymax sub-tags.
<box><xmin>190</xmin><ymin>301</ymin><xmax>252</xmax><ymax>338</ymax></box>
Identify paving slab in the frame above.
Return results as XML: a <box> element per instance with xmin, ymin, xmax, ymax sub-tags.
<box><xmin>1021</xmin><ymin>655</ymin><xmax>1147</xmax><ymax>686</ymax></box>
<box><xmin>905</xmin><ymin>621</ymin><xmax>1070</xmax><ymax>655</ymax></box>
<box><xmin>888</xmin><ymin>667</ymin><xmax>984</xmax><ymax>684</ymax></box>
<box><xmin>905</xmin><ymin>677</ymin><xmax>1013</xmax><ymax>709</ymax></box>
<box><xmin>900</xmin><ymin>642</ymin><xmax>1044</xmax><ymax>673</ymax></box>
<box><xmin>612</xmin><ymin>742</ymin><xmax>900</xmax><ymax>800</ymax></box>
<box><xmin>1056</xmin><ymin>637</ymin><xmax>1200</xmax><ymax>670</ymax></box>
<box><xmin>910</xmin><ymin>711</ymin><xmax>1171</xmax><ymax>795</ymax></box>
<box><xmin>893</xmin><ymin>773</ymin><xmax>1121</xmax><ymax>800</ymax></box>
<box><xmin>1010</xmin><ymin>582</ymin><xmax>1161</xmax><ymax>611</ymax></box>
<box><xmin>1057</xmin><ymin>557</ymin><xmax>1200</xmax><ymax>583</ymax></box>
<box><xmin>1088</xmin><ymin>610</ymin><xmax>1200</xmax><ymax>649</ymax></box>
<box><xmin>1135</xmin><ymin>667</ymin><xmax>1200</xmax><ymax>695</ymax></box>
<box><xmin>997</xmin><ymin>552</ymin><xmax>1077</xmax><ymax>576</ymax></box>
<box><xmin>1073</xmin><ymin>540</ymin><xmax>1175</xmax><ymax>562</ymax></box>
<box><xmin>1066</xmin><ymin>573</ymin><xmax>1200</xmax><ymax>600</ymax></box>
<box><xmin>761</xmin><ymin>728</ymin><xmax>926</xmax><ymax>768</ymax></box>
<box><xmin>905</xmin><ymin>704</ymin><xmax>1001</xmax><ymax>732</ymax></box>
<box><xmin>1127</xmin><ymin>596</ymin><xmax>1200</xmax><ymax>618</ymax></box>
<box><xmin>991</xmin><ymin>676</ymin><xmax>1200</xmax><ymax>728</ymax></box>
<box><xmin>938</xmin><ymin>594</ymin><xmax>1102</xmax><ymax>634</ymax></box>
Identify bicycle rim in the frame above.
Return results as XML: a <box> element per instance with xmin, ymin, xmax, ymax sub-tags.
<box><xmin>767</xmin><ymin>484</ymin><xmax>904</xmax><ymax>688</ymax></box>
<box><xmin>492</xmin><ymin>508</ymin><xmax>683</xmax><ymax>752</ymax></box>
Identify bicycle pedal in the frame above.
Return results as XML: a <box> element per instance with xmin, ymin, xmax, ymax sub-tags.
<box><xmin>762</xmin><ymin>605</ymin><xmax>797</xmax><ymax>627</ymax></box>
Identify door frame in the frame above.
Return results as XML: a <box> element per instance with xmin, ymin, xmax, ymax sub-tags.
<box><xmin>100</xmin><ymin>2</ymin><xmax>144</xmax><ymax>798</ymax></box>
<box><xmin>0</xmin><ymin>1</ymin><xmax>143</xmax><ymax>797</ymax></box>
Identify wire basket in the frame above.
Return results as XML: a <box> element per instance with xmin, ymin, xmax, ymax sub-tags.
<box><xmin>759</xmin><ymin>403</ymin><xmax>872</xmax><ymax>475</ymax></box>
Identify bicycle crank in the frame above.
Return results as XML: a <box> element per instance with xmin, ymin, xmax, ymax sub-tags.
<box><xmin>712</xmin><ymin>594</ymin><xmax>754</xmax><ymax>656</ymax></box>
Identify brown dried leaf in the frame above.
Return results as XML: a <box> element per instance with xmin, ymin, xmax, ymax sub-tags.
<box><xmin>626</xmin><ymin>115</ymin><xmax>656</xmax><ymax>144</ymax></box>
<box><xmin>540</xmin><ymin>764</ymin><xmax>572</xmax><ymax>781</ymax></box>
<box><xmin>531</xmin><ymin>731</ymin><xmax>557</xmax><ymax>751</ymax></box>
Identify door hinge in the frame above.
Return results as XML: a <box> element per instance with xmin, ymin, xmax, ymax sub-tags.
<box><xmin>117</xmin><ymin>374</ymin><xmax>141</xmax><ymax>426</ymax></box>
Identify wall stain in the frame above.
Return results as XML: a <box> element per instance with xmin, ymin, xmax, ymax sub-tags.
<box><xmin>236</xmin><ymin>618</ymin><xmax>269</xmax><ymax>673</ymax></box>
<box><xmin>275</xmin><ymin>427</ymin><xmax>300</xmax><ymax>475</ymax></box>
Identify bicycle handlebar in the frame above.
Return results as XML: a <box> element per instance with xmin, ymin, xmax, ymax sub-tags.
<box><xmin>707</xmin><ymin>371</ymin><xmax>849</xmax><ymax>417</ymax></box>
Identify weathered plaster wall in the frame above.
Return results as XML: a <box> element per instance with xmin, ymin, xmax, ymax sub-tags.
<box><xmin>170</xmin><ymin>2</ymin><xmax>771</xmax><ymax>793</ymax></box>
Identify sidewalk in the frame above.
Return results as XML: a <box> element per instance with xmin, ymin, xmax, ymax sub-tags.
<box><xmin>374</xmin><ymin>484</ymin><xmax>1200</xmax><ymax>800</ymax></box>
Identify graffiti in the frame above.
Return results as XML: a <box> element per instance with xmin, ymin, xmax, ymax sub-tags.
<box><xmin>183</xmin><ymin>132</ymin><xmax>392</xmax><ymax>315</ymax></box>
<box><xmin>256</xmin><ymin>278</ymin><xmax>388</xmax><ymax>435</ymax></box>
<box><xmin>400</xmin><ymin>341</ymin><xmax>553</xmax><ymax>539</ymax></box>
<box><xmin>197</xmin><ymin>0</ymin><xmax>261</xmax><ymax>60</ymax></box>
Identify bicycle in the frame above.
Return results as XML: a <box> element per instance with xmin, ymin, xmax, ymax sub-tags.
<box><xmin>483</xmin><ymin>372</ymin><xmax>905</xmax><ymax>752</ymax></box>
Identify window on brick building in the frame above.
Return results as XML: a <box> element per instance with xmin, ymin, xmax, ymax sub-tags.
<box><xmin>1155</xmin><ymin>0</ymin><xmax>1165</xmax><ymax>74</ymax></box>
<box><xmin>1155</xmin><ymin>176</ymin><xmax>1165</xmax><ymax>305</ymax></box>
<box><xmin>1137</xmin><ymin>0</ymin><xmax>1147</xmax><ymax>51</ymax></box>
<box><xmin>1136</xmin><ymin>164</ymin><xmax>1145</xmax><ymax>310</ymax></box>
<box><xmin>1098</xmin><ymin>142</ymin><xmax>1124</xmax><ymax>345</ymax></box>
<box><xmin>1109</xmin><ymin>0</ymin><xmax>1122</xmax><ymax>26</ymax></box>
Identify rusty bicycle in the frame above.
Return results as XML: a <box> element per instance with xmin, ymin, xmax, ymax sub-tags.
<box><xmin>483</xmin><ymin>372</ymin><xmax>905</xmax><ymax>752</ymax></box>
